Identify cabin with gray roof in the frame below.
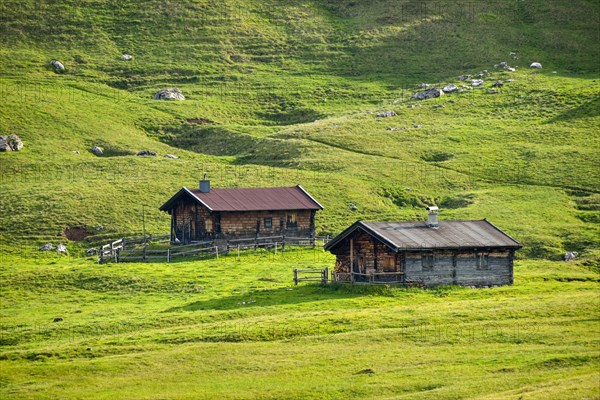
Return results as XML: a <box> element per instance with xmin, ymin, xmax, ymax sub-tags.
<box><xmin>159</xmin><ymin>177</ymin><xmax>323</xmax><ymax>243</ymax></box>
<box><xmin>324</xmin><ymin>208</ymin><xmax>521</xmax><ymax>287</ymax></box>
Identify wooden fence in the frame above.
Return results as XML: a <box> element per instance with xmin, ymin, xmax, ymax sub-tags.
<box><xmin>99</xmin><ymin>235</ymin><xmax>330</xmax><ymax>264</ymax></box>
<box><xmin>332</xmin><ymin>271</ymin><xmax>406</xmax><ymax>284</ymax></box>
<box><xmin>293</xmin><ymin>267</ymin><xmax>329</xmax><ymax>285</ymax></box>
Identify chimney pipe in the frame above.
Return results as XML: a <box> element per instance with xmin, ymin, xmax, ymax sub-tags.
<box><xmin>426</xmin><ymin>206</ymin><xmax>439</xmax><ymax>228</ymax></box>
<box><xmin>199</xmin><ymin>173</ymin><xmax>210</xmax><ymax>193</ymax></box>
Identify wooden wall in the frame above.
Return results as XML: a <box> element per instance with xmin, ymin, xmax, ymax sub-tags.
<box><xmin>331</xmin><ymin>230</ymin><xmax>515</xmax><ymax>287</ymax></box>
<box><xmin>171</xmin><ymin>199</ymin><xmax>315</xmax><ymax>241</ymax></box>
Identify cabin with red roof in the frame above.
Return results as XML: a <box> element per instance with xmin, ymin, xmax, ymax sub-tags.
<box><xmin>159</xmin><ymin>177</ymin><xmax>323</xmax><ymax>243</ymax></box>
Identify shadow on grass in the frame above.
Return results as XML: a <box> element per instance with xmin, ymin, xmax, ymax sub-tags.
<box><xmin>164</xmin><ymin>283</ymin><xmax>405</xmax><ymax>312</ymax></box>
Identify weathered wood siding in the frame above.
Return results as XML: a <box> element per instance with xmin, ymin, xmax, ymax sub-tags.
<box><xmin>172</xmin><ymin>200</ymin><xmax>315</xmax><ymax>242</ymax></box>
<box><xmin>404</xmin><ymin>250</ymin><xmax>513</xmax><ymax>287</ymax></box>
<box><xmin>332</xmin><ymin>231</ymin><xmax>401</xmax><ymax>277</ymax></box>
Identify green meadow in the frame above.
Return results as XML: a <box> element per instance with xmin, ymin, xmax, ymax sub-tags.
<box><xmin>0</xmin><ymin>0</ymin><xmax>599</xmax><ymax>398</ymax></box>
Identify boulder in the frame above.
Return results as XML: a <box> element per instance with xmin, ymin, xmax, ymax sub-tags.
<box><xmin>376</xmin><ymin>111</ymin><xmax>396</xmax><ymax>117</ymax></box>
<box><xmin>412</xmin><ymin>88</ymin><xmax>443</xmax><ymax>100</ymax></box>
<box><xmin>442</xmin><ymin>84</ymin><xmax>458</xmax><ymax>93</ymax></box>
<box><xmin>487</xmin><ymin>89</ymin><xmax>498</xmax><ymax>94</ymax></box>
<box><xmin>471</xmin><ymin>79</ymin><xmax>484</xmax><ymax>87</ymax></box>
<box><xmin>505</xmin><ymin>67</ymin><xmax>516</xmax><ymax>72</ymax></box>
<box><xmin>564</xmin><ymin>251</ymin><xmax>578</xmax><ymax>261</ymax></box>
<box><xmin>50</xmin><ymin>60</ymin><xmax>65</xmax><ymax>70</ymax></box>
<box><xmin>40</xmin><ymin>243</ymin><xmax>53</xmax><ymax>251</ymax></box>
<box><xmin>90</xmin><ymin>146</ymin><xmax>103</xmax><ymax>156</ymax></box>
<box><xmin>56</xmin><ymin>244</ymin><xmax>68</xmax><ymax>254</ymax></box>
<box><xmin>153</xmin><ymin>88</ymin><xmax>185</xmax><ymax>101</ymax></box>
<box><xmin>120</xmin><ymin>54</ymin><xmax>133</xmax><ymax>61</ymax></box>
<box><xmin>530</xmin><ymin>62</ymin><xmax>542</xmax><ymax>69</ymax></box>
<box><xmin>0</xmin><ymin>134</ymin><xmax>23</xmax><ymax>151</ymax></box>
<box><xmin>458</xmin><ymin>75</ymin><xmax>471</xmax><ymax>81</ymax></box>
<box><xmin>498</xmin><ymin>61</ymin><xmax>508</xmax><ymax>68</ymax></box>
<box><xmin>137</xmin><ymin>150</ymin><xmax>157</xmax><ymax>156</ymax></box>
<box><xmin>164</xmin><ymin>154</ymin><xmax>179</xmax><ymax>159</ymax></box>
<box><xmin>492</xmin><ymin>80</ymin><xmax>503</xmax><ymax>88</ymax></box>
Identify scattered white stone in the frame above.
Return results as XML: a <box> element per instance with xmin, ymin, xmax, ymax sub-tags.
<box><xmin>40</xmin><ymin>243</ymin><xmax>53</xmax><ymax>251</ymax></box>
<box><xmin>412</xmin><ymin>88</ymin><xmax>443</xmax><ymax>100</ymax></box>
<box><xmin>120</xmin><ymin>54</ymin><xmax>133</xmax><ymax>61</ymax></box>
<box><xmin>376</xmin><ymin>111</ymin><xmax>397</xmax><ymax>118</ymax></box>
<box><xmin>458</xmin><ymin>75</ymin><xmax>471</xmax><ymax>81</ymax></box>
<box><xmin>56</xmin><ymin>244</ymin><xmax>68</xmax><ymax>254</ymax></box>
<box><xmin>530</xmin><ymin>62</ymin><xmax>542</xmax><ymax>69</ymax></box>
<box><xmin>564</xmin><ymin>252</ymin><xmax>578</xmax><ymax>261</ymax></box>
<box><xmin>505</xmin><ymin>67</ymin><xmax>516</xmax><ymax>72</ymax></box>
<box><xmin>90</xmin><ymin>146</ymin><xmax>103</xmax><ymax>156</ymax></box>
<box><xmin>471</xmin><ymin>79</ymin><xmax>484</xmax><ymax>87</ymax></box>
<box><xmin>442</xmin><ymin>84</ymin><xmax>458</xmax><ymax>93</ymax></box>
<box><xmin>50</xmin><ymin>60</ymin><xmax>65</xmax><ymax>70</ymax></box>
<box><xmin>136</xmin><ymin>150</ymin><xmax>157</xmax><ymax>156</ymax></box>
<box><xmin>164</xmin><ymin>154</ymin><xmax>179</xmax><ymax>159</ymax></box>
<box><xmin>0</xmin><ymin>134</ymin><xmax>24</xmax><ymax>151</ymax></box>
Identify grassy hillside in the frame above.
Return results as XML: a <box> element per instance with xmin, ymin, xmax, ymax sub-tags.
<box><xmin>0</xmin><ymin>0</ymin><xmax>599</xmax><ymax>398</ymax></box>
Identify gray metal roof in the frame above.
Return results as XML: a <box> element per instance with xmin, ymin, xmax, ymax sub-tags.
<box><xmin>325</xmin><ymin>220</ymin><xmax>521</xmax><ymax>251</ymax></box>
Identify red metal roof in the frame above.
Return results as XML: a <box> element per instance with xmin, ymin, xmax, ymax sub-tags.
<box><xmin>160</xmin><ymin>185</ymin><xmax>323</xmax><ymax>212</ymax></box>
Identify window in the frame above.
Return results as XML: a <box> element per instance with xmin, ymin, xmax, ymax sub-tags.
<box><xmin>421</xmin><ymin>253</ymin><xmax>434</xmax><ymax>271</ymax></box>
<box><xmin>383</xmin><ymin>255</ymin><xmax>396</xmax><ymax>272</ymax></box>
<box><xmin>286</xmin><ymin>213</ymin><xmax>297</xmax><ymax>229</ymax></box>
<box><xmin>476</xmin><ymin>253</ymin><xmax>489</xmax><ymax>270</ymax></box>
<box><xmin>214</xmin><ymin>213</ymin><xmax>221</xmax><ymax>234</ymax></box>
<box><xmin>264</xmin><ymin>217</ymin><xmax>272</xmax><ymax>229</ymax></box>
<box><xmin>205</xmin><ymin>218</ymin><xmax>213</xmax><ymax>232</ymax></box>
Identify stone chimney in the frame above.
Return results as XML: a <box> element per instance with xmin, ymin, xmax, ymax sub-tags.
<box><xmin>426</xmin><ymin>206</ymin><xmax>439</xmax><ymax>228</ymax></box>
<box><xmin>199</xmin><ymin>173</ymin><xmax>210</xmax><ymax>193</ymax></box>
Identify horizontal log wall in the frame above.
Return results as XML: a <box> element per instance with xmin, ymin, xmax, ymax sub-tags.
<box><xmin>404</xmin><ymin>250</ymin><xmax>512</xmax><ymax>287</ymax></box>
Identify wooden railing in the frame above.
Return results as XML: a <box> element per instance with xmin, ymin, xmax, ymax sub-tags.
<box><xmin>332</xmin><ymin>271</ymin><xmax>405</xmax><ymax>284</ymax></box>
<box><xmin>293</xmin><ymin>267</ymin><xmax>329</xmax><ymax>285</ymax></box>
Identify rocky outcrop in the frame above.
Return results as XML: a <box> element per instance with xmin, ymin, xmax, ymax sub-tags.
<box><xmin>137</xmin><ymin>150</ymin><xmax>157</xmax><ymax>156</ymax></box>
<box><xmin>530</xmin><ymin>62</ymin><xmax>542</xmax><ymax>69</ymax></box>
<box><xmin>412</xmin><ymin>88</ymin><xmax>443</xmax><ymax>100</ymax></box>
<box><xmin>376</xmin><ymin>111</ymin><xmax>397</xmax><ymax>117</ymax></box>
<box><xmin>50</xmin><ymin>60</ymin><xmax>65</xmax><ymax>71</ymax></box>
<box><xmin>90</xmin><ymin>146</ymin><xmax>103</xmax><ymax>156</ymax></box>
<box><xmin>442</xmin><ymin>84</ymin><xmax>458</xmax><ymax>93</ymax></box>
<box><xmin>153</xmin><ymin>88</ymin><xmax>185</xmax><ymax>101</ymax></box>
<box><xmin>0</xmin><ymin>134</ymin><xmax>23</xmax><ymax>151</ymax></box>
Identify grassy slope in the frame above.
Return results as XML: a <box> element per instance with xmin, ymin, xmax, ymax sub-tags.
<box><xmin>0</xmin><ymin>0</ymin><xmax>599</xmax><ymax>398</ymax></box>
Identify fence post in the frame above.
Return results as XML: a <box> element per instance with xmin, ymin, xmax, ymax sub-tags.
<box><xmin>215</xmin><ymin>245</ymin><xmax>219</xmax><ymax>259</ymax></box>
<box><xmin>167</xmin><ymin>248</ymin><xmax>170</xmax><ymax>263</ymax></box>
<box><xmin>114</xmin><ymin>248</ymin><xmax>119</xmax><ymax>263</ymax></box>
<box><xmin>237</xmin><ymin>244</ymin><xmax>240</xmax><ymax>261</ymax></box>
<box><xmin>143</xmin><ymin>245</ymin><xmax>147</xmax><ymax>262</ymax></box>
<box><xmin>323</xmin><ymin>267</ymin><xmax>328</xmax><ymax>284</ymax></box>
<box><xmin>274</xmin><ymin>242</ymin><xmax>278</xmax><ymax>255</ymax></box>
<box><xmin>282</xmin><ymin>235</ymin><xmax>286</xmax><ymax>252</ymax></box>
<box><xmin>293</xmin><ymin>268</ymin><xmax>298</xmax><ymax>285</ymax></box>
<box><xmin>122</xmin><ymin>238</ymin><xmax>126</xmax><ymax>250</ymax></box>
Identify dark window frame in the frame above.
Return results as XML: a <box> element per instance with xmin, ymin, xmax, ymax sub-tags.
<box><xmin>421</xmin><ymin>252</ymin><xmax>434</xmax><ymax>271</ymax></box>
<box><xmin>264</xmin><ymin>217</ymin><xmax>272</xmax><ymax>229</ymax></box>
<box><xmin>476</xmin><ymin>252</ymin><xmax>489</xmax><ymax>270</ymax></box>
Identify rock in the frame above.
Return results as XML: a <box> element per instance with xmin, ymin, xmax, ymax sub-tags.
<box><xmin>56</xmin><ymin>244</ymin><xmax>68</xmax><ymax>254</ymax></box>
<box><xmin>136</xmin><ymin>150</ymin><xmax>157</xmax><ymax>156</ymax></box>
<box><xmin>387</xmin><ymin>127</ymin><xmax>406</xmax><ymax>131</ymax></box>
<box><xmin>432</xmin><ymin>104</ymin><xmax>445</xmax><ymax>109</ymax></box>
<box><xmin>487</xmin><ymin>89</ymin><xmax>498</xmax><ymax>94</ymax></box>
<box><xmin>153</xmin><ymin>88</ymin><xmax>185</xmax><ymax>101</ymax></box>
<box><xmin>164</xmin><ymin>154</ymin><xmax>179</xmax><ymax>159</ymax></box>
<box><xmin>492</xmin><ymin>80</ymin><xmax>503</xmax><ymax>88</ymax></box>
<box><xmin>0</xmin><ymin>134</ymin><xmax>23</xmax><ymax>151</ymax></box>
<box><xmin>412</xmin><ymin>88</ymin><xmax>443</xmax><ymax>100</ymax></box>
<box><xmin>40</xmin><ymin>243</ymin><xmax>53</xmax><ymax>251</ymax></box>
<box><xmin>53</xmin><ymin>317</ymin><xmax>63</xmax><ymax>323</ymax></box>
<box><xmin>407</xmin><ymin>104</ymin><xmax>420</xmax><ymax>108</ymax></box>
<box><xmin>376</xmin><ymin>111</ymin><xmax>396</xmax><ymax>117</ymax></box>
<box><xmin>417</xmin><ymin>83</ymin><xmax>429</xmax><ymax>89</ymax></box>
<box><xmin>413</xmin><ymin>124</ymin><xmax>423</xmax><ymax>129</ymax></box>
<box><xmin>90</xmin><ymin>146</ymin><xmax>103</xmax><ymax>156</ymax></box>
<box><xmin>442</xmin><ymin>84</ymin><xmax>458</xmax><ymax>93</ymax></box>
<box><xmin>504</xmin><ymin>66</ymin><xmax>516</xmax><ymax>72</ymax></box>
<box><xmin>471</xmin><ymin>79</ymin><xmax>484</xmax><ymax>87</ymax></box>
<box><xmin>564</xmin><ymin>251</ymin><xmax>578</xmax><ymax>261</ymax></box>
<box><xmin>505</xmin><ymin>79</ymin><xmax>514</xmax><ymax>83</ymax></box>
<box><xmin>530</xmin><ymin>62</ymin><xmax>542</xmax><ymax>69</ymax></box>
<box><xmin>86</xmin><ymin>248</ymin><xmax>97</xmax><ymax>256</ymax></box>
<box><xmin>50</xmin><ymin>60</ymin><xmax>65</xmax><ymax>70</ymax></box>
<box><xmin>498</xmin><ymin>61</ymin><xmax>508</xmax><ymax>68</ymax></box>
<box><xmin>349</xmin><ymin>202</ymin><xmax>358</xmax><ymax>211</ymax></box>
<box><xmin>71</xmin><ymin>150</ymin><xmax>80</xmax><ymax>154</ymax></box>
<box><xmin>458</xmin><ymin>75</ymin><xmax>471</xmax><ymax>81</ymax></box>
<box><xmin>120</xmin><ymin>54</ymin><xmax>133</xmax><ymax>61</ymax></box>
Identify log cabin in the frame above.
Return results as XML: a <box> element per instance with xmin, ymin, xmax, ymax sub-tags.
<box><xmin>159</xmin><ymin>178</ymin><xmax>323</xmax><ymax>243</ymax></box>
<box><xmin>324</xmin><ymin>207</ymin><xmax>521</xmax><ymax>287</ymax></box>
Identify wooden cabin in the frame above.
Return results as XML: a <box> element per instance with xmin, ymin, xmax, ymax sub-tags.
<box><xmin>324</xmin><ymin>208</ymin><xmax>521</xmax><ymax>287</ymax></box>
<box><xmin>159</xmin><ymin>178</ymin><xmax>323</xmax><ymax>243</ymax></box>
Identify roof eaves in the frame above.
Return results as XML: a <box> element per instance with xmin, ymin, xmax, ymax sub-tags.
<box><xmin>296</xmin><ymin>185</ymin><xmax>324</xmax><ymax>209</ymax></box>
<box><xmin>481</xmin><ymin>219</ymin><xmax>522</xmax><ymax>248</ymax></box>
<box><xmin>183</xmin><ymin>187</ymin><xmax>213</xmax><ymax>211</ymax></box>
